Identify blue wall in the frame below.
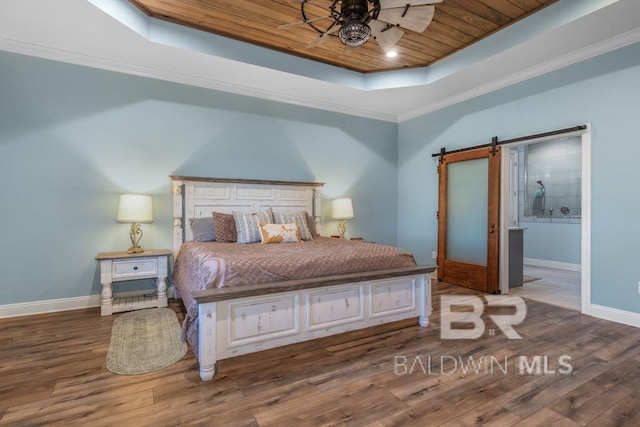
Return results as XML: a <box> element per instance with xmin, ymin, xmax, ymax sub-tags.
<box><xmin>0</xmin><ymin>51</ymin><xmax>398</xmax><ymax>305</ymax></box>
<box><xmin>522</xmin><ymin>222</ymin><xmax>581</xmax><ymax>265</ymax></box>
<box><xmin>398</xmin><ymin>41</ymin><xmax>640</xmax><ymax>313</ymax></box>
<box><xmin>3</xmin><ymin>40</ymin><xmax>640</xmax><ymax>316</ymax></box>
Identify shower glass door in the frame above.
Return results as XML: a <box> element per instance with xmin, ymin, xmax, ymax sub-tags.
<box><xmin>437</xmin><ymin>147</ymin><xmax>500</xmax><ymax>292</ymax></box>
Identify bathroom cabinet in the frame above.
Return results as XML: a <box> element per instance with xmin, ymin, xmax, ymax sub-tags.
<box><xmin>509</xmin><ymin>227</ymin><xmax>525</xmax><ymax>288</ymax></box>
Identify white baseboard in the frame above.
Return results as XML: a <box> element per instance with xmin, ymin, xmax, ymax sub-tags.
<box><xmin>0</xmin><ymin>295</ymin><xmax>101</xmax><ymax>319</ymax></box>
<box><xmin>589</xmin><ymin>304</ymin><xmax>640</xmax><ymax>328</ymax></box>
<box><xmin>523</xmin><ymin>257</ymin><xmax>581</xmax><ymax>272</ymax></box>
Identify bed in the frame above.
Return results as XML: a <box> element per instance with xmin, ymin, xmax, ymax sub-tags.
<box><xmin>170</xmin><ymin>175</ymin><xmax>434</xmax><ymax>381</ymax></box>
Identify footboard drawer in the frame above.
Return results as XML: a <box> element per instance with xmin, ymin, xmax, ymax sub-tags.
<box><xmin>306</xmin><ymin>285</ymin><xmax>365</xmax><ymax>331</ymax></box>
<box><xmin>370</xmin><ymin>277</ymin><xmax>417</xmax><ymax>318</ymax></box>
<box><xmin>226</xmin><ymin>294</ymin><xmax>300</xmax><ymax>348</ymax></box>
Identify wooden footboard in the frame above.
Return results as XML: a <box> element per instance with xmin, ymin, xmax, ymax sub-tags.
<box><xmin>193</xmin><ymin>266</ymin><xmax>435</xmax><ymax>381</ymax></box>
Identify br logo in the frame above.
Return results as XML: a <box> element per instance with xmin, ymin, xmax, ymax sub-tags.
<box><xmin>440</xmin><ymin>295</ymin><xmax>527</xmax><ymax>339</ymax></box>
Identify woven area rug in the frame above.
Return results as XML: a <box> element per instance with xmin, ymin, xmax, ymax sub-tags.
<box><xmin>106</xmin><ymin>308</ymin><xmax>187</xmax><ymax>375</ymax></box>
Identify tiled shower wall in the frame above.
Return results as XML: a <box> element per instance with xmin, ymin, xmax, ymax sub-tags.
<box><xmin>518</xmin><ymin>136</ymin><xmax>582</xmax><ymax>222</ymax></box>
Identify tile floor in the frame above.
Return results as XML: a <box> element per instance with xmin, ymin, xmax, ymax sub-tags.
<box><xmin>510</xmin><ymin>264</ymin><xmax>581</xmax><ymax>311</ymax></box>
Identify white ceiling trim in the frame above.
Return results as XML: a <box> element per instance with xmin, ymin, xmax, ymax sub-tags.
<box><xmin>399</xmin><ymin>26</ymin><xmax>640</xmax><ymax>122</ymax></box>
<box><xmin>0</xmin><ymin>37</ymin><xmax>399</xmax><ymax>123</ymax></box>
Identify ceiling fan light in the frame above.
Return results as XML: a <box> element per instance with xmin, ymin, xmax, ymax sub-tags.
<box><xmin>339</xmin><ymin>21</ymin><xmax>371</xmax><ymax>47</ymax></box>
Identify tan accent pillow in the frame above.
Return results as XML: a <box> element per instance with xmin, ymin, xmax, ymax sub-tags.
<box><xmin>212</xmin><ymin>212</ymin><xmax>237</xmax><ymax>242</ymax></box>
<box><xmin>259</xmin><ymin>223</ymin><xmax>301</xmax><ymax>244</ymax></box>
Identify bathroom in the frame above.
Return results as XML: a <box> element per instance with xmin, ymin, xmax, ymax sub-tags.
<box><xmin>508</xmin><ymin>135</ymin><xmax>582</xmax><ymax>309</ymax></box>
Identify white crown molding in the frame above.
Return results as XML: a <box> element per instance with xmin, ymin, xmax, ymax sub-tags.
<box><xmin>5</xmin><ymin>24</ymin><xmax>639</xmax><ymax>125</ymax></box>
<box><xmin>0</xmin><ymin>295</ymin><xmax>101</xmax><ymax>318</ymax></box>
<box><xmin>0</xmin><ymin>37</ymin><xmax>398</xmax><ymax>123</ymax></box>
<box><xmin>398</xmin><ymin>27</ymin><xmax>640</xmax><ymax>123</ymax></box>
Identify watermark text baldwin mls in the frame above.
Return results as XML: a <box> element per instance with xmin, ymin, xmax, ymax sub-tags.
<box><xmin>394</xmin><ymin>354</ymin><xmax>573</xmax><ymax>376</ymax></box>
<box><xmin>393</xmin><ymin>295</ymin><xmax>574</xmax><ymax>376</ymax></box>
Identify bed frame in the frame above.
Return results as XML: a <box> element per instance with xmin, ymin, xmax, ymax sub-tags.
<box><xmin>170</xmin><ymin>175</ymin><xmax>434</xmax><ymax>381</ymax></box>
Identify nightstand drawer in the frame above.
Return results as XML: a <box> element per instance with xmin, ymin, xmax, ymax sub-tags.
<box><xmin>112</xmin><ymin>258</ymin><xmax>158</xmax><ymax>280</ymax></box>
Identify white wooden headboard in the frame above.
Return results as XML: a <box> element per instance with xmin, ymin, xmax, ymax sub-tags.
<box><xmin>170</xmin><ymin>176</ymin><xmax>324</xmax><ymax>255</ymax></box>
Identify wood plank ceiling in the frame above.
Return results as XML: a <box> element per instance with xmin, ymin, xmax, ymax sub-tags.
<box><xmin>129</xmin><ymin>0</ymin><xmax>558</xmax><ymax>73</ymax></box>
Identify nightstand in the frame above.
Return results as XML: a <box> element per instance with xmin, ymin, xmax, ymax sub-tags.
<box><xmin>95</xmin><ymin>249</ymin><xmax>171</xmax><ymax>316</ymax></box>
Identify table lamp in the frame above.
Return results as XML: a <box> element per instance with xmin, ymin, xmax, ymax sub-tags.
<box><xmin>332</xmin><ymin>197</ymin><xmax>354</xmax><ymax>239</ymax></box>
<box><xmin>117</xmin><ymin>194</ymin><xmax>153</xmax><ymax>253</ymax></box>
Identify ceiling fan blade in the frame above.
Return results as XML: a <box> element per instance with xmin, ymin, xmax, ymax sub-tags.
<box><xmin>380</xmin><ymin>0</ymin><xmax>441</xmax><ymax>8</ymax></box>
<box><xmin>377</xmin><ymin>5</ymin><xmax>435</xmax><ymax>33</ymax></box>
<box><xmin>369</xmin><ymin>20</ymin><xmax>404</xmax><ymax>53</ymax></box>
<box><xmin>307</xmin><ymin>23</ymin><xmax>339</xmax><ymax>48</ymax></box>
<box><xmin>278</xmin><ymin>15</ymin><xmax>332</xmax><ymax>29</ymax></box>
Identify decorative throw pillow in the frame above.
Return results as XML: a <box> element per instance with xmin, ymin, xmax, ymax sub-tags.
<box><xmin>212</xmin><ymin>212</ymin><xmax>237</xmax><ymax>243</ymax></box>
<box><xmin>259</xmin><ymin>223</ymin><xmax>301</xmax><ymax>244</ymax></box>
<box><xmin>273</xmin><ymin>211</ymin><xmax>313</xmax><ymax>241</ymax></box>
<box><xmin>304</xmin><ymin>211</ymin><xmax>319</xmax><ymax>237</ymax></box>
<box><xmin>189</xmin><ymin>217</ymin><xmax>216</xmax><ymax>242</ymax></box>
<box><xmin>233</xmin><ymin>210</ymin><xmax>273</xmax><ymax>244</ymax></box>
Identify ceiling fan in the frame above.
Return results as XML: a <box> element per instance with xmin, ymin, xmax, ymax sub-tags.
<box><xmin>279</xmin><ymin>0</ymin><xmax>443</xmax><ymax>53</ymax></box>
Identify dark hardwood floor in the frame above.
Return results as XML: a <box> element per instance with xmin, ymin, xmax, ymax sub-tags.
<box><xmin>2</xmin><ymin>281</ymin><xmax>640</xmax><ymax>426</ymax></box>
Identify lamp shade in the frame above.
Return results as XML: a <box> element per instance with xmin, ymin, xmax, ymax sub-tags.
<box><xmin>332</xmin><ymin>197</ymin><xmax>354</xmax><ymax>220</ymax></box>
<box><xmin>117</xmin><ymin>194</ymin><xmax>153</xmax><ymax>223</ymax></box>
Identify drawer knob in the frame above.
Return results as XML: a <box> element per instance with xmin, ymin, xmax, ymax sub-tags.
<box><xmin>133</xmin><ymin>266</ymin><xmax>138</xmax><ymax>270</ymax></box>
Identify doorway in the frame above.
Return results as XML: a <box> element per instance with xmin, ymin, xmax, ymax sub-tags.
<box><xmin>499</xmin><ymin>126</ymin><xmax>591</xmax><ymax>314</ymax></box>
<box><xmin>434</xmin><ymin>125</ymin><xmax>591</xmax><ymax>313</ymax></box>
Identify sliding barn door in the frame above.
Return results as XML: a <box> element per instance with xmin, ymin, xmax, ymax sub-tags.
<box><xmin>437</xmin><ymin>147</ymin><xmax>500</xmax><ymax>293</ymax></box>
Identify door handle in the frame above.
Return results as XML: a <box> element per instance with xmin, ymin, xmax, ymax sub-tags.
<box><xmin>489</xmin><ymin>223</ymin><xmax>496</xmax><ymax>234</ymax></box>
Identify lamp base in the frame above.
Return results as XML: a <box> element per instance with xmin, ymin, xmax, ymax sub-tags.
<box><xmin>127</xmin><ymin>223</ymin><xmax>145</xmax><ymax>254</ymax></box>
<box><xmin>337</xmin><ymin>220</ymin><xmax>347</xmax><ymax>239</ymax></box>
